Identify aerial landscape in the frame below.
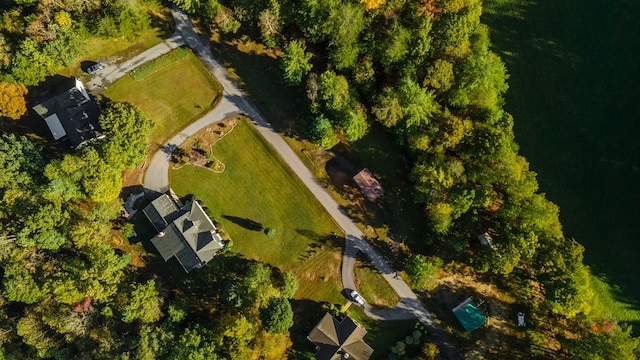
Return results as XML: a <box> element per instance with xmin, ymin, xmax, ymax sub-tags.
<box><xmin>0</xmin><ymin>0</ymin><xmax>638</xmax><ymax>359</ymax></box>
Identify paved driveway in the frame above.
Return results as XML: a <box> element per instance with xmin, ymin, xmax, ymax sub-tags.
<box><xmin>140</xmin><ymin>6</ymin><xmax>463</xmax><ymax>359</ymax></box>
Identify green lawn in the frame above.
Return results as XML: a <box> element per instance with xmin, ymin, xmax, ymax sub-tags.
<box><xmin>169</xmin><ymin>118</ymin><xmax>344</xmax><ymax>304</ymax></box>
<box><xmin>354</xmin><ymin>258</ymin><xmax>400</xmax><ymax>307</ymax></box>
<box><xmin>483</xmin><ymin>0</ymin><xmax>640</xmax><ymax>329</ymax></box>
<box><xmin>103</xmin><ymin>48</ymin><xmax>223</xmax><ymax>148</ymax></box>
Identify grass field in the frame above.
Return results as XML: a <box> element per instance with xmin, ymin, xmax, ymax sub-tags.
<box><xmin>169</xmin><ymin>118</ymin><xmax>344</xmax><ymax>304</ymax></box>
<box><xmin>354</xmin><ymin>257</ymin><xmax>400</xmax><ymax>307</ymax></box>
<box><xmin>103</xmin><ymin>48</ymin><xmax>222</xmax><ymax>149</ymax></box>
<box><xmin>483</xmin><ymin>0</ymin><xmax>640</xmax><ymax>329</ymax></box>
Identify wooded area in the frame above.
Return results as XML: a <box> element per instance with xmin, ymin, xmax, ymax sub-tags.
<box><xmin>0</xmin><ymin>0</ymin><xmax>638</xmax><ymax>358</ymax></box>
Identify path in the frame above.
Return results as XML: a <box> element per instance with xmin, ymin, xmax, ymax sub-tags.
<box><xmin>141</xmin><ymin>6</ymin><xmax>462</xmax><ymax>359</ymax></box>
<box><xmin>85</xmin><ymin>33</ymin><xmax>185</xmax><ymax>93</ymax></box>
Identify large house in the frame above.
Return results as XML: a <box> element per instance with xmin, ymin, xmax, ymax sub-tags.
<box><xmin>143</xmin><ymin>194</ymin><xmax>225</xmax><ymax>273</ymax></box>
<box><xmin>307</xmin><ymin>313</ymin><xmax>373</xmax><ymax>360</ymax></box>
<box><xmin>32</xmin><ymin>77</ymin><xmax>103</xmax><ymax>149</ymax></box>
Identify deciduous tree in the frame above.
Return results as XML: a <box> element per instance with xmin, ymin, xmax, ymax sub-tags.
<box><xmin>0</xmin><ymin>81</ymin><xmax>28</xmax><ymax>120</ymax></box>
<box><xmin>280</xmin><ymin>40</ymin><xmax>312</xmax><ymax>85</ymax></box>
<box><xmin>259</xmin><ymin>297</ymin><xmax>294</xmax><ymax>334</ymax></box>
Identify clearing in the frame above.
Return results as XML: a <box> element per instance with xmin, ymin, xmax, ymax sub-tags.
<box><xmin>169</xmin><ymin>117</ymin><xmax>344</xmax><ymax>304</ymax></box>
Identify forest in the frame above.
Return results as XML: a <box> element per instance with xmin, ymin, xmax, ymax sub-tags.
<box><xmin>0</xmin><ymin>0</ymin><xmax>639</xmax><ymax>358</ymax></box>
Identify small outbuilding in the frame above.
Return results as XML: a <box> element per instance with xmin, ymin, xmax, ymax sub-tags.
<box><xmin>452</xmin><ymin>297</ymin><xmax>486</xmax><ymax>332</ymax></box>
<box><xmin>308</xmin><ymin>313</ymin><xmax>373</xmax><ymax>360</ymax></box>
<box><xmin>352</xmin><ymin>168</ymin><xmax>384</xmax><ymax>202</ymax></box>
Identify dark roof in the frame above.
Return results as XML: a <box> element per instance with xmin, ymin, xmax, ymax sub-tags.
<box><xmin>144</xmin><ymin>196</ymin><xmax>224</xmax><ymax>273</ymax></box>
<box><xmin>308</xmin><ymin>314</ymin><xmax>373</xmax><ymax>360</ymax></box>
<box><xmin>32</xmin><ymin>77</ymin><xmax>103</xmax><ymax>149</ymax></box>
<box><xmin>352</xmin><ymin>168</ymin><xmax>384</xmax><ymax>202</ymax></box>
<box><xmin>143</xmin><ymin>194</ymin><xmax>180</xmax><ymax>232</ymax></box>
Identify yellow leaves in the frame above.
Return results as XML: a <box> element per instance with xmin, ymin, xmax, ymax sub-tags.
<box><xmin>54</xmin><ymin>11</ymin><xmax>72</xmax><ymax>28</ymax></box>
<box><xmin>249</xmin><ymin>330</ymin><xmax>292</xmax><ymax>360</ymax></box>
<box><xmin>0</xmin><ymin>81</ymin><xmax>28</xmax><ymax>120</ymax></box>
<box><xmin>360</xmin><ymin>0</ymin><xmax>386</xmax><ymax>10</ymax></box>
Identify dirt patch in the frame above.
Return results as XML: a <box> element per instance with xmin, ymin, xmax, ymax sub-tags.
<box><xmin>122</xmin><ymin>162</ymin><xmax>146</xmax><ymax>187</ymax></box>
<box><xmin>426</xmin><ymin>265</ymin><xmax>526</xmax><ymax>359</ymax></box>
<box><xmin>109</xmin><ymin>230</ymin><xmax>147</xmax><ymax>268</ymax></box>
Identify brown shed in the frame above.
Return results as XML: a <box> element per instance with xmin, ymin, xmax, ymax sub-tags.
<box><xmin>352</xmin><ymin>168</ymin><xmax>384</xmax><ymax>202</ymax></box>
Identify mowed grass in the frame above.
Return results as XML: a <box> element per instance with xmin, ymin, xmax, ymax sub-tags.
<box><xmin>103</xmin><ymin>48</ymin><xmax>222</xmax><ymax>148</ymax></box>
<box><xmin>169</xmin><ymin>118</ymin><xmax>344</xmax><ymax>304</ymax></box>
<box><xmin>354</xmin><ymin>259</ymin><xmax>399</xmax><ymax>307</ymax></box>
<box><xmin>483</xmin><ymin>0</ymin><xmax>640</xmax><ymax>329</ymax></box>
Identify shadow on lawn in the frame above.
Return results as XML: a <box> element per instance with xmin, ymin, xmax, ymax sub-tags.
<box><xmin>222</xmin><ymin>215</ymin><xmax>263</xmax><ymax>231</ymax></box>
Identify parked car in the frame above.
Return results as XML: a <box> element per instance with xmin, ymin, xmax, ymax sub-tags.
<box><xmin>349</xmin><ymin>290</ymin><xmax>366</xmax><ymax>306</ymax></box>
<box><xmin>86</xmin><ymin>63</ymin><xmax>104</xmax><ymax>74</ymax></box>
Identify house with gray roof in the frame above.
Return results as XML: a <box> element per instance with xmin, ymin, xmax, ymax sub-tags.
<box><xmin>308</xmin><ymin>313</ymin><xmax>373</xmax><ymax>360</ymax></box>
<box><xmin>143</xmin><ymin>194</ymin><xmax>224</xmax><ymax>273</ymax></box>
<box><xmin>32</xmin><ymin>77</ymin><xmax>104</xmax><ymax>149</ymax></box>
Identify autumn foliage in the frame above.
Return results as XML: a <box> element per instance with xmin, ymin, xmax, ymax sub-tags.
<box><xmin>0</xmin><ymin>81</ymin><xmax>28</xmax><ymax>120</ymax></box>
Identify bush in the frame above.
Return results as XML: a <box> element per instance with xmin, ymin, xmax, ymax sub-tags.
<box><xmin>265</xmin><ymin>227</ymin><xmax>276</xmax><ymax>238</ymax></box>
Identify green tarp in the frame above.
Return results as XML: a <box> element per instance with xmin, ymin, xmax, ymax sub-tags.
<box><xmin>452</xmin><ymin>297</ymin><xmax>486</xmax><ymax>332</ymax></box>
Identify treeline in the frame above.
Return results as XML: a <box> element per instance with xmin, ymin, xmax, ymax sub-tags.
<box><xmin>171</xmin><ymin>0</ymin><xmax>640</xmax><ymax>356</ymax></box>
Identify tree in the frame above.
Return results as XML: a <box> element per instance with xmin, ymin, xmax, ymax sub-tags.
<box><xmin>379</xmin><ymin>21</ymin><xmax>411</xmax><ymax>67</ymax></box>
<box><xmin>259</xmin><ymin>0</ymin><xmax>280</xmax><ymax>46</ymax></box>
<box><xmin>372</xmin><ymin>88</ymin><xmax>403</xmax><ymax>127</ymax></box>
<box><xmin>340</xmin><ymin>108</ymin><xmax>368</xmax><ymax>142</ymax></box>
<box><xmin>214</xmin><ymin>6</ymin><xmax>241</xmax><ymax>34</ymax></box>
<box><xmin>98</xmin><ymin>101</ymin><xmax>154</xmax><ymax>169</ymax></box>
<box><xmin>405</xmin><ymin>255</ymin><xmax>443</xmax><ymax>291</ymax></box>
<box><xmin>120</xmin><ymin>280</ymin><xmax>162</xmax><ymax>323</ymax></box>
<box><xmin>280</xmin><ymin>40</ymin><xmax>313</xmax><ymax>85</ymax></box>
<box><xmin>0</xmin><ymin>34</ymin><xmax>12</xmax><ymax>69</ymax></box>
<box><xmin>326</xmin><ymin>3</ymin><xmax>365</xmax><ymax>69</ymax></box>
<box><xmin>424</xmin><ymin>59</ymin><xmax>455</xmax><ymax>93</ymax></box>
<box><xmin>279</xmin><ymin>271</ymin><xmax>298</xmax><ymax>299</ymax></box>
<box><xmin>11</xmin><ymin>37</ymin><xmax>59</xmax><ymax>86</ymax></box>
<box><xmin>309</xmin><ymin>114</ymin><xmax>338</xmax><ymax>149</ymax></box>
<box><xmin>0</xmin><ymin>134</ymin><xmax>44</xmax><ymax>190</ymax></box>
<box><xmin>397</xmin><ymin>78</ymin><xmax>438</xmax><ymax>128</ymax></box>
<box><xmin>260</xmin><ymin>297</ymin><xmax>294</xmax><ymax>334</ymax></box>
<box><xmin>318</xmin><ymin>70</ymin><xmax>351</xmax><ymax>114</ymax></box>
<box><xmin>0</xmin><ymin>82</ymin><xmax>27</xmax><ymax>120</ymax></box>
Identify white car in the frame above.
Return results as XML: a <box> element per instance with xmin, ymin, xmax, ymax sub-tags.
<box><xmin>350</xmin><ymin>290</ymin><xmax>366</xmax><ymax>306</ymax></box>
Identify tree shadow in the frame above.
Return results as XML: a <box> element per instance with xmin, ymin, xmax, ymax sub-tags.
<box><xmin>222</xmin><ymin>215</ymin><xmax>263</xmax><ymax>231</ymax></box>
<box><xmin>288</xmin><ymin>299</ymin><xmax>330</xmax><ymax>357</ymax></box>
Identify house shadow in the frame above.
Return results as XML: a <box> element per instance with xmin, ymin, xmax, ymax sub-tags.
<box><xmin>222</xmin><ymin>215</ymin><xmax>263</xmax><ymax>231</ymax></box>
<box><xmin>288</xmin><ymin>298</ymin><xmax>333</xmax><ymax>356</ymax></box>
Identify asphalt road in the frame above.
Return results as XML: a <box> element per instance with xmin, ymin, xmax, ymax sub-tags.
<box><xmin>140</xmin><ymin>6</ymin><xmax>463</xmax><ymax>359</ymax></box>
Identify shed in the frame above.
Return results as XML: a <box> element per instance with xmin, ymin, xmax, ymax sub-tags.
<box><xmin>352</xmin><ymin>168</ymin><xmax>384</xmax><ymax>202</ymax></box>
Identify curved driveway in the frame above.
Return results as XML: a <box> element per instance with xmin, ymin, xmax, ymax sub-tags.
<box><xmin>141</xmin><ymin>7</ymin><xmax>462</xmax><ymax>360</ymax></box>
